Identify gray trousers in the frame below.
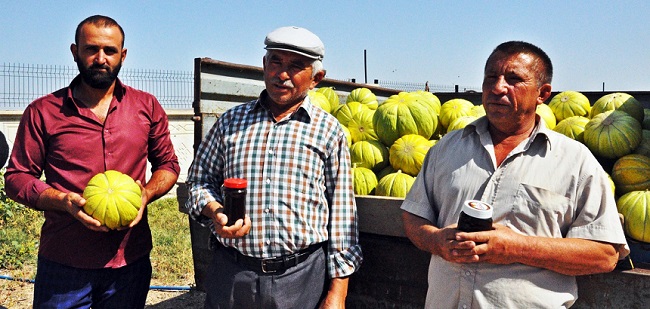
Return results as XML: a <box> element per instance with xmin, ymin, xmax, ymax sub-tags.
<box><xmin>204</xmin><ymin>246</ymin><xmax>327</xmax><ymax>309</ymax></box>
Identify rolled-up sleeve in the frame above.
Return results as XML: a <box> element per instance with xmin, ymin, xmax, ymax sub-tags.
<box><xmin>185</xmin><ymin>120</ymin><xmax>224</xmax><ymax>226</ymax></box>
<box><xmin>147</xmin><ymin>98</ymin><xmax>180</xmax><ymax>176</ymax></box>
<box><xmin>325</xmin><ymin>131</ymin><xmax>363</xmax><ymax>278</ymax></box>
<box><xmin>5</xmin><ymin>105</ymin><xmax>51</xmax><ymax>208</ymax></box>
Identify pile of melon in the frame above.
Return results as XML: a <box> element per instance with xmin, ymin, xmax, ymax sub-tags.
<box><xmin>313</xmin><ymin>87</ymin><xmax>650</xmax><ymax>243</ymax></box>
<box><xmin>310</xmin><ymin>87</ymin><xmax>481</xmax><ymax>198</ymax></box>
<box><xmin>548</xmin><ymin>91</ymin><xmax>650</xmax><ymax>243</ymax></box>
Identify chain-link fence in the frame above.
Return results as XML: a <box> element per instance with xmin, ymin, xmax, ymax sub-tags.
<box><xmin>1</xmin><ymin>63</ymin><xmax>193</xmax><ymax>110</ymax></box>
<box><xmin>1</xmin><ymin>63</ymin><xmax>480</xmax><ymax>110</ymax></box>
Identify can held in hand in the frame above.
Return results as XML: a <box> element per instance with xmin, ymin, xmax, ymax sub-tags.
<box><xmin>457</xmin><ymin>200</ymin><xmax>493</xmax><ymax>232</ymax></box>
<box><xmin>222</xmin><ymin>178</ymin><xmax>247</xmax><ymax>226</ymax></box>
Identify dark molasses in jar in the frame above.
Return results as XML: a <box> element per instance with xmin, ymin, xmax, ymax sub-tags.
<box><xmin>457</xmin><ymin>200</ymin><xmax>493</xmax><ymax>232</ymax></box>
<box><xmin>222</xmin><ymin>178</ymin><xmax>247</xmax><ymax>226</ymax></box>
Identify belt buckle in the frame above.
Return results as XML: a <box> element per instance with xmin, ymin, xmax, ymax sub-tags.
<box><xmin>261</xmin><ymin>258</ymin><xmax>278</xmax><ymax>274</ymax></box>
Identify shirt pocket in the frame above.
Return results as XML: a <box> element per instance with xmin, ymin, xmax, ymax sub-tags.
<box><xmin>509</xmin><ymin>183</ymin><xmax>574</xmax><ymax>237</ymax></box>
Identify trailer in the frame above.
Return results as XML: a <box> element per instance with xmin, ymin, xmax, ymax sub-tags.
<box><xmin>178</xmin><ymin>57</ymin><xmax>650</xmax><ymax>308</ymax></box>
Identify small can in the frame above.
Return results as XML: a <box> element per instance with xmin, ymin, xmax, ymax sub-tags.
<box><xmin>457</xmin><ymin>200</ymin><xmax>493</xmax><ymax>232</ymax></box>
<box><xmin>222</xmin><ymin>178</ymin><xmax>247</xmax><ymax>226</ymax></box>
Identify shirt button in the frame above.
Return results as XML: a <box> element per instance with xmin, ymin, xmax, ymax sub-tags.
<box><xmin>266</xmin><ymin>178</ymin><xmax>271</xmax><ymax>184</ymax></box>
<box><xmin>465</xmin><ymin>271</ymin><xmax>471</xmax><ymax>276</ymax></box>
<box><xmin>265</xmin><ymin>239</ymin><xmax>271</xmax><ymax>245</ymax></box>
<box><xmin>264</xmin><ymin>208</ymin><xmax>270</xmax><ymax>213</ymax></box>
<box><xmin>462</xmin><ymin>305</ymin><xmax>468</xmax><ymax>309</ymax></box>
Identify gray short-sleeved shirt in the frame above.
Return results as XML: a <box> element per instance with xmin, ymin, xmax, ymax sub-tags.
<box><xmin>401</xmin><ymin>116</ymin><xmax>629</xmax><ymax>308</ymax></box>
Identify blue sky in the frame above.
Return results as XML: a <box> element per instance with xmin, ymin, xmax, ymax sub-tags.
<box><xmin>2</xmin><ymin>0</ymin><xmax>648</xmax><ymax>92</ymax></box>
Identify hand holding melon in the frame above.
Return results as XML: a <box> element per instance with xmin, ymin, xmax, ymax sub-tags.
<box><xmin>82</xmin><ymin>170</ymin><xmax>142</xmax><ymax>230</ymax></box>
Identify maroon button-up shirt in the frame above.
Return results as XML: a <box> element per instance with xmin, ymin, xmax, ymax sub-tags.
<box><xmin>5</xmin><ymin>76</ymin><xmax>180</xmax><ymax>269</ymax></box>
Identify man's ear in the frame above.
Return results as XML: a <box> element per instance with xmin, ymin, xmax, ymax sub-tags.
<box><xmin>537</xmin><ymin>83</ymin><xmax>552</xmax><ymax>104</ymax></box>
<box><xmin>70</xmin><ymin>44</ymin><xmax>78</xmax><ymax>62</ymax></box>
<box><xmin>311</xmin><ymin>70</ymin><xmax>326</xmax><ymax>89</ymax></box>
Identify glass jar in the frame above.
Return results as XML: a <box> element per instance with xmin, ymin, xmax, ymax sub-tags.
<box><xmin>222</xmin><ymin>178</ymin><xmax>247</xmax><ymax>226</ymax></box>
<box><xmin>457</xmin><ymin>200</ymin><xmax>493</xmax><ymax>232</ymax></box>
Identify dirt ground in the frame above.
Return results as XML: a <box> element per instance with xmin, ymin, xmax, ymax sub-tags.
<box><xmin>0</xmin><ymin>278</ymin><xmax>206</xmax><ymax>308</ymax></box>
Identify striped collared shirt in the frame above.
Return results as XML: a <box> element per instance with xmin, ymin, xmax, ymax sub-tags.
<box><xmin>186</xmin><ymin>91</ymin><xmax>362</xmax><ymax>278</ymax></box>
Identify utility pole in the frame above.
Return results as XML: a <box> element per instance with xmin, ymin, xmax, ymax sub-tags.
<box><xmin>364</xmin><ymin>49</ymin><xmax>368</xmax><ymax>84</ymax></box>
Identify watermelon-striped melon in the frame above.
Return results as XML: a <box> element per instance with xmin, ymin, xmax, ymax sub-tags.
<box><xmin>548</xmin><ymin>91</ymin><xmax>590</xmax><ymax>122</ymax></box>
<box><xmin>439</xmin><ymin>98</ymin><xmax>474</xmax><ymax>129</ymax></box>
<box><xmin>316</xmin><ymin>87</ymin><xmax>340</xmax><ymax>113</ymax></box>
<box><xmin>470</xmin><ymin>105</ymin><xmax>486</xmax><ymax>118</ymax></box>
<box><xmin>617</xmin><ymin>190</ymin><xmax>650</xmax><ymax>242</ymax></box>
<box><xmin>349</xmin><ymin>140</ymin><xmax>389</xmax><ymax>172</ymax></box>
<box><xmin>611</xmin><ymin>154</ymin><xmax>650</xmax><ymax>195</ymax></box>
<box><xmin>633</xmin><ymin>130</ymin><xmax>650</xmax><ymax>158</ymax></box>
<box><xmin>375</xmin><ymin>170</ymin><xmax>415</xmax><ymax>198</ymax></box>
<box><xmin>583</xmin><ymin>110</ymin><xmax>642</xmax><ymax>159</ymax></box>
<box><xmin>411</xmin><ymin>90</ymin><xmax>441</xmax><ymax>114</ymax></box>
<box><xmin>536</xmin><ymin>103</ymin><xmax>556</xmax><ymax>130</ymax></box>
<box><xmin>335</xmin><ymin>101</ymin><xmax>370</xmax><ymax>127</ymax></box>
<box><xmin>446</xmin><ymin>115</ymin><xmax>478</xmax><ymax>133</ymax></box>
<box><xmin>352</xmin><ymin>165</ymin><xmax>378</xmax><ymax>196</ymax></box>
<box><xmin>308</xmin><ymin>90</ymin><xmax>332</xmax><ymax>113</ymax></box>
<box><xmin>389</xmin><ymin>134</ymin><xmax>433</xmax><ymax>176</ymax></box>
<box><xmin>346</xmin><ymin>87</ymin><xmax>378</xmax><ymax>110</ymax></box>
<box><xmin>347</xmin><ymin>109</ymin><xmax>378</xmax><ymax>143</ymax></box>
<box><xmin>643</xmin><ymin>109</ymin><xmax>650</xmax><ymax>130</ymax></box>
<box><xmin>373</xmin><ymin>92</ymin><xmax>438</xmax><ymax>146</ymax></box>
<box><xmin>553</xmin><ymin>116</ymin><xmax>590</xmax><ymax>143</ymax></box>
<box><xmin>591</xmin><ymin>92</ymin><xmax>644</xmax><ymax>123</ymax></box>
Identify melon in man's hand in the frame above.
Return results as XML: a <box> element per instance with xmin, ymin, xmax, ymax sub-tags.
<box><xmin>83</xmin><ymin>170</ymin><xmax>142</xmax><ymax>229</ymax></box>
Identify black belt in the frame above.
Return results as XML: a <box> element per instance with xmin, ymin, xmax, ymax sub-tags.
<box><xmin>214</xmin><ymin>240</ymin><xmax>323</xmax><ymax>274</ymax></box>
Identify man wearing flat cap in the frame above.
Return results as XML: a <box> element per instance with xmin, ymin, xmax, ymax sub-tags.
<box><xmin>186</xmin><ymin>26</ymin><xmax>362</xmax><ymax>308</ymax></box>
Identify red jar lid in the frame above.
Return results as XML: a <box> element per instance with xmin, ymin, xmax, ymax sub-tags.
<box><xmin>224</xmin><ymin>178</ymin><xmax>247</xmax><ymax>189</ymax></box>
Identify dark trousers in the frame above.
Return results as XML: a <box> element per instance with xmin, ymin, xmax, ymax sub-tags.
<box><xmin>33</xmin><ymin>255</ymin><xmax>152</xmax><ymax>309</ymax></box>
<box><xmin>204</xmin><ymin>246</ymin><xmax>327</xmax><ymax>309</ymax></box>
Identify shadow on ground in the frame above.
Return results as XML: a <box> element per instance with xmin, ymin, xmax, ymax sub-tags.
<box><xmin>145</xmin><ymin>290</ymin><xmax>206</xmax><ymax>308</ymax></box>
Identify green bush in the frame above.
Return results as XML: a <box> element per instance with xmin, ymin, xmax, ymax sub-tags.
<box><xmin>0</xmin><ymin>169</ymin><xmax>43</xmax><ymax>269</ymax></box>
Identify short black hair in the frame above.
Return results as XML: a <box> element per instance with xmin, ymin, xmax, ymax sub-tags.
<box><xmin>75</xmin><ymin>15</ymin><xmax>125</xmax><ymax>48</ymax></box>
<box><xmin>486</xmin><ymin>41</ymin><xmax>553</xmax><ymax>86</ymax></box>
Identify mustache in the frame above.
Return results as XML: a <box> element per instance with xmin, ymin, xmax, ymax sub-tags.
<box><xmin>89</xmin><ymin>64</ymin><xmax>111</xmax><ymax>71</ymax></box>
<box><xmin>271</xmin><ymin>78</ymin><xmax>294</xmax><ymax>88</ymax></box>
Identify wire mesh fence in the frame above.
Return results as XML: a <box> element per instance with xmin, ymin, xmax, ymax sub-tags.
<box><xmin>370</xmin><ymin>79</ymin><xmax>480</xmax><ymax>93</ymax></box>
<box><xmin>1</xmin><ymin>63</ymin><xmax>480</xmax><ymax>110</ymax></box>
<box><xmin>0</xmin><ymin>63</ymin><xmax>193</xmax><ymax>110</ymax></box>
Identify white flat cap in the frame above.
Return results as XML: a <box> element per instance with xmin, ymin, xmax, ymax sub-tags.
<box><xmin>264</xmin><ymin>26</ymin><xmax>324</xmax><ymax>60</ymax></box>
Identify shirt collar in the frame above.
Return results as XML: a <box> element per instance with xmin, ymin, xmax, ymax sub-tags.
<box><xmin>464</xmin><ymin>114</ymin><xmax>554</xmax><ymax>151</ymax></box>
<box><xmin>65</xmin><ymin>75</ymin><xmax>127</xmax><ymax>108</ymax></box>
<box><xmin>252</xmin><ymin>90</ymin><xmax>314</xmax><ymax>122</ymax></box>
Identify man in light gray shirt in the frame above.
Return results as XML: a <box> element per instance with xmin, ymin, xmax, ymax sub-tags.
<box><xmin>401</xmin><ymin>41</ymin><xmax>629</xmax><ymax>308</ymax></box>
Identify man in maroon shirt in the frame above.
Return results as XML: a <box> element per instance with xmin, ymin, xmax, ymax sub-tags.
<box><xmin>5</xmin><ymin>15</ymin><xmax>179</xmax><ymax>308</ymax></box>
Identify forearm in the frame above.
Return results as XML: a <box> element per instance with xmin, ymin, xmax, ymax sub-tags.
<box><xmin>511</xmin><ymin>236</ymin><xmax>619</xmax><ymax>276</ymax></box>
<box><xmin>402</xmin><ymin>211</ymin><xmax>443</xmax><ymax>256</ymax></box>
<box><xmin>35</xmin><ymin>187</ymin><xmax>68</xmax><ymax>211</ymax></box>
<box><xmin>319</xmin><ymin>277</ymin><xmax>349</xmax><ymax>308</ymax></box>
<box><xmin>142</xmin><ymin>169</ymin><xmax>178</xmax><ymax>204</ymax></box>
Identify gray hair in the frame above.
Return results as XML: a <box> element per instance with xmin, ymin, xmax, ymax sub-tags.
<box><xmin>264</xmin><ymin>51</ymin><xmax>325</xmax><ymax>78</ymax></box>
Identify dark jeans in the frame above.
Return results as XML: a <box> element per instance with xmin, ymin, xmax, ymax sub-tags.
<box><xmin>33</xmin><ymin>255</ymin><xmax>152</xmax><ymax>309</ymax></box>
<box><xmin>204</xmin><ymin>246</ymin><xmax>327</xmax><ymax>309</ymax></box>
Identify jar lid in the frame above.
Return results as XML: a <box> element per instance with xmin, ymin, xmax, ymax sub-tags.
<box><xmin>224</xmin><ymin>178</ymin><xmax>247</xmax><ymax>189</ymax></box>
<box><xmin>462</xmin><ymin>200</ymin><xmax>493</xmax><ymax>219</ymax></box>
